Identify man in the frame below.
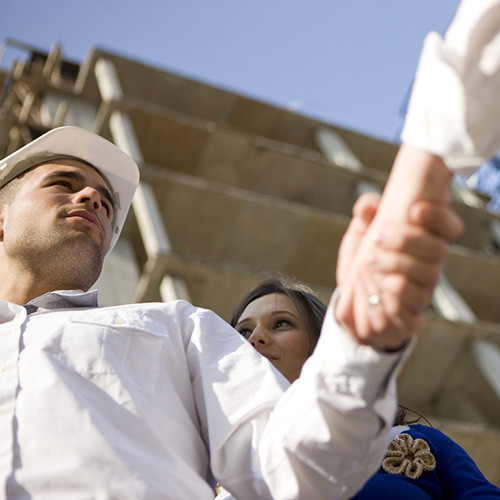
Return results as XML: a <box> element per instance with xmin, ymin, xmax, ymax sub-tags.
<box><xmin>0</xmin><ymin>127</ymin><xmax>138</xmax><ymax>302</ymax></box>
<box><xmin>3</xmin><ymin>1</ymin><xmax>494</xmax><ymax>497</ymax></box>
<box><xmin>0</xmin><ymin>125</ymin><xmax>463</xmax><ymax>499</ymax></box>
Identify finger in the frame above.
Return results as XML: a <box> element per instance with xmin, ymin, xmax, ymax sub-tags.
<box><xmin>351</xmin><ymin>261</ymin><xmax>433</xmax><ymax>348</ymax></box>
<box><xmin>357</xmin><ymin>289</ymin><xmax>427</xmax><ymax>350</ymax></box>
<box><xmin>336</xmin><ymin>195</ymin><xmax>380</xmax><ymax>286</ymax></box>
<box><xmin>374</xmin><ymin>225</ymin><xmax>448</xmax><ymax>262</ymax></box>
<box><xmin>368</xmin><ymin>250</ymin><xmax>443</xmax><ymax>287</ymax></box>
<box><xmin>353</xmin><ymin>192</ymin><xmax>382</xmax><ymax>221</ymax></box>
<box><xmin>335</xmin><ymin>257</ymin><xmax>391</xmax><ymax>344</ymax></box>
<box><xmin>354</xmin><ymin>299</ymin><xmax>424</xmax><ymax>350</ymax></box>
<box><xmin>346</xmin><ymin>261</ymin><xmax>412</xmax><ymax>346</ymax></box>
<box><xmin>408</xmin><ymin>201</ymin><xmax>464</xmax><ymax>241</ymax></box>
<box><xmin>378</xmin><ymin>274</ymin><xmax>435</xmax><ymax>315</ymax></box>
<box><xmin>336</xmin><ymin>266</ymin><xmax>424</xmax><ymax>351</ymax></box>
<box><xmin>364</xmin><ymin>271</ymin><xmax>431</xmax><ymax>340</ymax></box>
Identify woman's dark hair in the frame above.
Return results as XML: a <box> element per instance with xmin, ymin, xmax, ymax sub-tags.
<box><xmin>230</xmin><ymin>278</ymin><xmax>327</xmax><ymax>354</ymax></box>
<box><xmin>394</xmin><ymin>404</ymin><xmax>431</xmax><ymax>427</ymax></box>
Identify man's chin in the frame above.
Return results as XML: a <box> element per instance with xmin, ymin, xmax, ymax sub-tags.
<box><xmin>64</xmin><ymin>236</ymin><xmax>105</xmax><ymax>282</ymax></box>
<box><xmin>69</xmin><ymin>231</ymin><xmax>107</xmax><ymax>257</ymax></box>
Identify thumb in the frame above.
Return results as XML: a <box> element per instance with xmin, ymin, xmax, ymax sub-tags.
<box><xmin>336</xmin><ymin>193</ymin><xmax>381</xmax><ymax>286</ymax></box>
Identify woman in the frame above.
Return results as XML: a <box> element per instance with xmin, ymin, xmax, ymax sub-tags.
<box><xmin>230</xmin><ymin>279</ymin><xmax>325</xmax><ymax>383</ymax></box>
<box><xmin>230</xmin><ymin>279</ymin><xmax>500</xmax><ymax>498</ymax></box>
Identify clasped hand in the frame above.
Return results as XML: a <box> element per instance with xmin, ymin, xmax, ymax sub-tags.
<box><xmin>335</xmin><ymin>193</ymin><xmax>464</xmax><ymax>351</ymax></box>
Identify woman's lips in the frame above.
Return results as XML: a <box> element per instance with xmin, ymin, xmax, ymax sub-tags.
<box><xmin>259</xmin><ymin>352</ymin><xmax>279</xmax><ymax>361</ymax></box>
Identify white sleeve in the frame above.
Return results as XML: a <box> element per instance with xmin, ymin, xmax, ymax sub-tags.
<box><xmin>401</xmin><ymin>0</ymin><xmax>500</xmax><ymax>174</ymax></box>
<box><xmin>184</xmin><ymin>297</ymin><xmax>413</xmax><ymax>499</ymax></box>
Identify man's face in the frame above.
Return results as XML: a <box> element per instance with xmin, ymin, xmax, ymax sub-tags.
<box><xmin>0</xmin><ymin>159</ymin><xmax>115</xmax><ymax>288</ymax></box>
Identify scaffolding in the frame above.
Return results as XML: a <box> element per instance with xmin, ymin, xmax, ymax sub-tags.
<box><xmin>1</xmin><ymin>37</ymin><xmax>500</xmax><ymax>485</ymax></box>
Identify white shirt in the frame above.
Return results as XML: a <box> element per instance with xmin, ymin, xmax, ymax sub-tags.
<box><xmin>402</xmin><ymin>0</ymin><xmax>500</xmax><ymax>173</ymax></box>
<box><xmin>0</xmin><ymin>290</ymin><xmax>409</xmax><ymax>499</ymax></box>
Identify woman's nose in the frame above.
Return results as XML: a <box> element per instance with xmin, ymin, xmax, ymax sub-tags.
<box><xmin>248</xmin><ymin>325</ymin><xmax>270</xmax><ymax>346</ymax></box>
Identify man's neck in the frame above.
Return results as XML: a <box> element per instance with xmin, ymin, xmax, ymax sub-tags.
<box><xmin>0</xmin><ymin>281</ymin><xmax>58</xmax><ymax>305</ymax></box>
<box><xmin>0</xmin><ymin>266</ymin><xmax>83</xmax><ymax>305</ymax></box>
<box><xmin>0</xmin><ymin>251</ymin><xmax>94</xmax><ymax>304</ymax></box>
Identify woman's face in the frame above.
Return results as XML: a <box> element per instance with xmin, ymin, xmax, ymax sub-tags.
<box><xmin>234</xmin><ymin>293</ymin><xmax>311</xmax><ymax>383</ymax></box>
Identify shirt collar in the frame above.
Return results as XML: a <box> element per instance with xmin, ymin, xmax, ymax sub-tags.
<box><xmin>26</xmin><ymin>289</ymin><xmax>99</xmax><ymax>310</ymax></box>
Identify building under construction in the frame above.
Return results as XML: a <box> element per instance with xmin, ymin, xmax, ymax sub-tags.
<box><xmin>1</xmin><ymin>38</ymin><xmax>499</xmax><ymax>485</ymax></box>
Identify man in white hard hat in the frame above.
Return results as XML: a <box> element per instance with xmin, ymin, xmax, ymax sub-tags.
<box><xmin>0</xmin><ymin>127</ymin><xmax>138</xmax><ymax>301</ymax></box>
<box><xmin>0</xmin><ymin>121</ymin><xmax>461</xmax><ymax>500</ymax></box>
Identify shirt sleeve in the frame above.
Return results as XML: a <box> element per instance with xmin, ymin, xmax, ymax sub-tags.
<box><xmin>181</xmin><ymin>295</ymin><xmax>413</xmax><ymax>499</ymax></box>
<box><xmin>401</xmin><ymin>0</ymin><xmax>500</xmax><ymax>174</ymax></box>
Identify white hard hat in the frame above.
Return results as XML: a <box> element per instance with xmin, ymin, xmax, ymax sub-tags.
<box><xmin>0</xmin><ymin>126</ymin><xmax>140</xmax><ymax>252</ymax></box>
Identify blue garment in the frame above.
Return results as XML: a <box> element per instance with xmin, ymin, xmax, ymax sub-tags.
<box><xmin>351</xmin><ymin>424</ymin><xmax>500</xmax><ymax>499</ymax></box>
<box><xmin>473</xmin><ymin>159</ymin><xmax>500</xmax><ymax>213</ymax></box>
<box><xmin>454</xmin><ymin>160</ymin><xmax>500</xmax><ymax>213</ymax></box>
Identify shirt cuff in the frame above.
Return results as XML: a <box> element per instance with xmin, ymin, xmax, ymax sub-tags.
<box><xmin>303</xmin><ymin>290</ymin><xmax>415</xmax><ymax>406</ymax></box>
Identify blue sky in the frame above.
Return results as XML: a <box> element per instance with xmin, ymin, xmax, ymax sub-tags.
<box><xmin>2</xmin><ymin>0</ymin><xmax>460</xmax><ymax>143</ymax></box>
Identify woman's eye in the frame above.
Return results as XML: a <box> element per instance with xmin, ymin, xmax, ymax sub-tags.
<box><xmin>275</xmin><ymin>318</ymin><xmax>292</xmax><ymax>329</ymax></box>
<box><xmin>238</xmin><ymin>328</ymin><xmax>252</xmax><ymax>339</ymax></box>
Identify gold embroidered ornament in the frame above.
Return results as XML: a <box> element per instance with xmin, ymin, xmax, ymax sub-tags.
<box><xmin>382</xmin><ymin>433</ymin><xmax>436</xmax><ymax>479</ymax></box>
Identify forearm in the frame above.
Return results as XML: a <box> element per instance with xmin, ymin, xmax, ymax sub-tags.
<box><xmin>334</xmin><ymin>145</ymin><xmax>456</xmax><ymax>350</ymax></box>
<box><xmin>373</xmin><ymin>145</ymin><xmax>453</xmax><ymax>227</ymax></box>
